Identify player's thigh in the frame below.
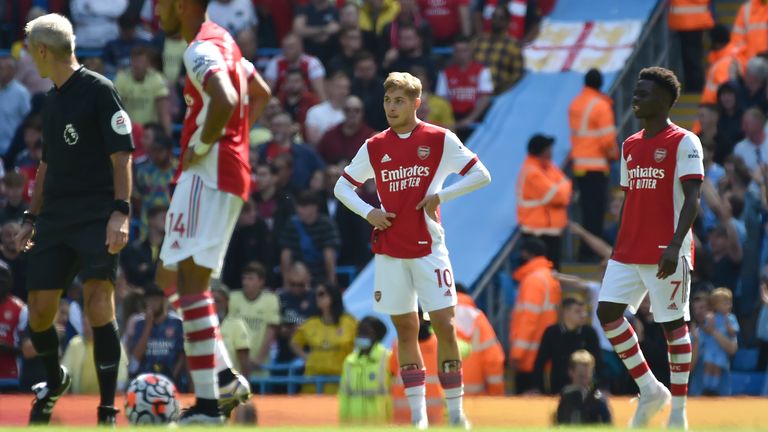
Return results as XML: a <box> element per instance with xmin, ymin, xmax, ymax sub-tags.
<box><xmin>68</xmin><ymin>219</ymin><xmax>118</xmax><ymax>285</ymax></box>
<box><xmin>639</xmin><ymin>257</ymin><xmax>692</xmax><ymax>323</ymax></box>
<box><xmin>411</xmin><ymin>253</ymin><xmax>457</xmax><ymax>313</ymax></box>
<box><xmin>373</xmin><ymin>254</ymin><xmax>417</xmax><ymax>315</ymax></box>
<box><xmin>599</xmin><ymin>260</ymin><xmax>647</xmax><ymax>313</ymax></box>
<box><xmin>187</xmin><ymin>189</ymin><xmax>243</xmax><ymax>278</ymax></box>
<box><xmin>159</xmin><ymin>174</ymin><xmax>199</xmax><ymax>272</ymax></box>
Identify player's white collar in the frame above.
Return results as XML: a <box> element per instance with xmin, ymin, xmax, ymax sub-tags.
<box><xmin>395</xmin><ymin>121</ymin><xmax>421</xmax><ymax>139</ymax></box>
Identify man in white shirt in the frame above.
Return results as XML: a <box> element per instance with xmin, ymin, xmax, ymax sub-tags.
<box><xmin>733</xmin><ymin>107</ymin><xmax>768</xmax><ymax>171</ymax></box>
<box><xmin>305</xmin><ymin>72</ymin><xmax>350</xmax><ymax>145</ymax></box>
<box><xmin>0</xmin><ymin>56</ymin><xmax>31</xmax><ymax>156</ymax></box>
<box><xmin>207</xmin><ymin>0</ymin><xmax>258</xmax><ymax>36</ymax></box>
<box><xmin>70</xmin><ymin>0</ymin><xmax>128</xmax><ymax>49</ymax></box>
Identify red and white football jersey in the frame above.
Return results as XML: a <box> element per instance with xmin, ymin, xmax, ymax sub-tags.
<box><xmin>264</xmin><ymin>53</ymin><xmax>326</xmax><ymax>95</ymax></box>
<box><xmin>343</xmin><ymin>122</ymin><xmax>478</xmax><ymax>259</ymax></box>
<box><xmin>176</xmin><ymin>21</ymin><xmax>253</xmax><ymax>201</ymax></box>
<box><xmin>612</xmin><ymin>123</ymin><xmax>704</xmax><ymax>265</ymax></box>
<box><xmin>436</xmin><ymin>62</ymin><xmax>494</xmax><ymax>117</ymax></box>
<box><xmin>0</xmin><ymin>296</ymin><xmax>26</xmax><ymax>379</ymax></box>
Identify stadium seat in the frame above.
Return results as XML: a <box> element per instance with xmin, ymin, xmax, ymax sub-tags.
<box><xmin>729</xmin><ymin>371</ymin><xmax>766</xmax><ymax>396</ymax></box>
<box><xmin>732</xmin><ymin>348</ymin><xmax>759</xmax><ymax>371</ymax></box>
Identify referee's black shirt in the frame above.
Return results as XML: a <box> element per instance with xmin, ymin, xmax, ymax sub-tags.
<box><xmin>40</xmin><ymin>66</ymin><xmax>134</xmax><ymax>225</ymax></box>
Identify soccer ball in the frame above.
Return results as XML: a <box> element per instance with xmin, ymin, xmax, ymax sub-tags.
<box><xmin>124</xmin><ymin>373</ymin><xmax>181</xmax><ymax>424</ymax></box>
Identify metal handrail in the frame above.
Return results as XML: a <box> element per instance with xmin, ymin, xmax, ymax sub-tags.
<box><xmin>471</xmin><ymin>229</ymin><xmax>520</xmax><ymax>299</ymax></box>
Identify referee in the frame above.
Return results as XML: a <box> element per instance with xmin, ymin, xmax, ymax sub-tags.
<box><xmin>17</xmin><ymin>14</ymin><xmax>133</xmax><ymax>425</ymax></box>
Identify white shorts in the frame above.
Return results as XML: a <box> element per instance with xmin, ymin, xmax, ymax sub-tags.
<box><xmin>373</xmin><ymin>252</ymin><xmax>457</xmax><ymax>315</ymax></box>
<box><xmin>159</xmin><ymin>174</ymin><xmax>243</xmax><ymax>277</ymax></box>
<box><xmin>599</xmin><ymin>258</ymin><xmax>692</xmax><ymax>323</ymax></box>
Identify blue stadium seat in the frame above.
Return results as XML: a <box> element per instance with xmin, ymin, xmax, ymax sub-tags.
<box><xmin>732</xmin><ymin>348</ymin><xmax>759</xmax><ymax>371</ymax></box>
<box><xmin>0</xmin><ymin>378</ymin><xmax>20</xmax><ymax>391</ymax></box>
<box><xmin>729</xmin><ymin>371</ymin><xmax>766</xmax><ymax>396</ymax></box>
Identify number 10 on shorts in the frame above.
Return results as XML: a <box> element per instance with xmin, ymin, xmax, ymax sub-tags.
<box><xmin>434</xmin><ymin>268</ymin><xmax>453</xmax><ymax>288</ymax></box>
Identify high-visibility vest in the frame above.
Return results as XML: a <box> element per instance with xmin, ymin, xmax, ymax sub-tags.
<box><xmin>516</xmin><ymin>156</ymin><xmax>572</xmax><ymax>236</ymax></box>
<box><xmin>509</xmin><ymin>257</ymin><xmax>561</xmax><ymax>373</ymax></box>
<box><xmin>390</xmin><ymin>336</ymin><xmax>445</xmax><ymax>425</ymax></box>
<box><xmin>732</xmin><ymin>0</ymin><xmax>768</xmax><ymax>64</ymax></box>
<box><xmin>701</xmin><ymin>43</ymin><xmax>743</xmax><ymax>104</ymax></box>
<box><xmin>455</xmin><ymin>293</ymin><xmax>506</xmax><ymax>395</ymax></box>
<box><xmin>668</xmin><ymin>0</ymin><xmax>715</xmax><ymax>31</ymax></box>
<box><xmin>568</xmin><ymin>87</ymin><xmax>618</xmax><ymax>174</ymax></box>
<box><xmin>338</xmin><ymin>343</ymin><xmax>393</xmax><ymax>425</ymax></box>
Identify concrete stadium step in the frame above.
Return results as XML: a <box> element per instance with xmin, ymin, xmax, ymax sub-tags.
<box><xmin>670</xmin><ymin>93</ymin><xmax>701</xmax><ymax>130</ymax></box>
<box><xmin>715</xmin><ymin>0</ymin><xmax>743</xmax><ymax>28</ymax></box>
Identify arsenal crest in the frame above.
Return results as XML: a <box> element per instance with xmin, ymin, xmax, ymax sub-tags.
<box><xmin>417</xmin><ymin>145</ymin><xmax>430</xmax><ymax>160</ymax></box>
<box><xmin>374</xmin><ymin>291</ymin><xmax>382</xmax><ymax>302</ymax></box>
<box><xmin>654</xmin><ymin>148</ymin><xmax>667</xmax><ymax>163</ymax></box>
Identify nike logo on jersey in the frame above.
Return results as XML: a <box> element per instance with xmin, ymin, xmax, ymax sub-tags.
<box><xmin>381</xmin><ymin>154</ymin><xmax>392</xmax><ymax>163</ymax></box>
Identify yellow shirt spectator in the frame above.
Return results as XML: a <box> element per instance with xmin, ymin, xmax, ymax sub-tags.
<box><xmin>418</xmin><ymin>93</ymin><xmax>456</xmax><ymax>130</ymax></box>
<box><xmin>292</xmin><ymin>314</ymin><xmax>357</xmax><ymax>394</ymax></box>
<box><xmin>229</xmin><ymin>290</ymin><xmax>281</xmax><ymax>367</ymax></box>
<box><xmin>61</xmin><ymin>335</ymin><xmax>129</xmax><ymax>394</ymax></box>
<box><xmin>359</xmin><ymin>0</ymin><xmax>400</xmax><ymax>35</ymax></box>
<box><xmin>114</xmin><ymin>68</ymin><xmax>169</xmax><ymax>126</ymax></box>
<box><xmin>220</xmin><ymin>315</ymin><xmax>251</xmax><ymax>373</ymax></box>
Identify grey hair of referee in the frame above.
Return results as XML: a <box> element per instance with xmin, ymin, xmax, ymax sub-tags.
<box><xmin>24</xmin><ymin>13</ymin><xmax>76</xmax><ymax>78</ymax></box>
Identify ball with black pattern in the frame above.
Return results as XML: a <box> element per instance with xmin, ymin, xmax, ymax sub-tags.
<box><xmin>124</xmin><ymin>373</ymin><xmax>181</xmax><ymax>424</ymax></box>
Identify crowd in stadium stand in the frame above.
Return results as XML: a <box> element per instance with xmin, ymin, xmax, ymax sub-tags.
<box><xmin>0</xmin><ymin>0</ymin><xmax>767</xmax><ymax>420</ymax></box>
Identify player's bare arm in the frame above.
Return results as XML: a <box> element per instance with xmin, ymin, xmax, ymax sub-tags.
<box><xmin>416</xmin><ymin>194</ymin><xmax>440</xmax><ymax>222</ymax></box>
<box><xmin>248</xmin><ymin>71</ymin><xmax>271</xmax><ymax>127</ymax></box>
<box><xmin>657</xmin><ymin>179</ymin><xmax>702</xmax><ymax>279</ymax></box>
<box><xmin>184</xmin><ymin>71</ymin><xmax>238</xmax><ymax>168</ymax></box>
<box><xmin>14</xmin><ymin>162</ymin><xmax>47</xmax><ymax>253</ymax></box>
<box><xmin>106</xmin><ymin>151</ymin><xmax>132</xmax><ymax>254</ymax></box>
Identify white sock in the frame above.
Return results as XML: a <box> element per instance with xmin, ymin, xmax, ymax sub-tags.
<box><xmin>404</xmin><ymin>384</ymin><xmax>427</xmax><ymax>424</ymax></box>
<box><xmin>215</xmin><ymin>338</ymin><xmax>233</xmax><ymax>373</ymax></box>
<box><xmin>444</xmin><ymin>386</ymin><xmax>464</xmax><ymax>422</ymax></box>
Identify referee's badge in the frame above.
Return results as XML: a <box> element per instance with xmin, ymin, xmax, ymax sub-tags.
<box><xmin>111</xmin><ymin>110</ymin><xmax>132</xmax><ymax>135</ymax></box>
<box><xmin>63</xmin><ymin>123</ymin><xmax>79</xmax><ymax>146</ymax></box>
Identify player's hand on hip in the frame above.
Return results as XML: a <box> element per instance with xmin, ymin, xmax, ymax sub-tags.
<box><xmin>416</xmin><ymin>194</ymin><xmax>441</xmax><ymax>222</ymax></box>
<box><xmin>656</xmin><ymin>243</ymin><xmax>680</xmax><ymax>279</ymax></box>
<box><xmin>366</xmin><ymin>208</ymin><xmax>396</xmax><ymax>230</ymax></box>
<box><xmin>14</xmin><ymin>222</ymin><xmax>35</xmax><ymax>253</ymax></box>
<box><xmin>106</xmin><ymin>212</ymin><xmax>130</xmax><ymax>254</ymax></box>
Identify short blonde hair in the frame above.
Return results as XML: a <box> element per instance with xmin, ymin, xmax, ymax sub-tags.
<box><xmin>569</xmin><ymin>349</ymin><xmax>595</xmax><ymax>369</ymax></box>
<box><xmin>384</xmin><ymin>72</ymin><xmax>422</xmax><ymax>100</ymax></box>
<box><xmin>710</xmin><ymin>287</ymin><xmax>733</xmax><ymax>304</ymax></box>
<box><xmin>25</xmin><ymin>13</ymin><xmax>75</xmax><ymax>58</ymax></box>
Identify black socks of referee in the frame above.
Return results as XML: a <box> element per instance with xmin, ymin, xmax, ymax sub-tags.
<box><xmin>29</xmin><ymin>326</ymin><xmax>62</xmax><ymax>390</ymax></box>
<box><xmin>92</xmin><ymin>321</ymin><xmax>121</xmax><ymax>408</ymax></box>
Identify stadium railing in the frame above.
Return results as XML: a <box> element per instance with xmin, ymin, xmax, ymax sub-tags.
<box><xmin>0</xmin><ymin>378</ymin><xmax>20</xmax><ymax>391</ymax></box>
<box><xmin>248</xmin><ymin>361</ymin><xmax>340</xmax><ymax>395</ymax></box>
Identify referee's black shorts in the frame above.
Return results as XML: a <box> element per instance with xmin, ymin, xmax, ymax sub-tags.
<box><xmin>26</xmin><ymin>217</ymin><xmax>117</xmax><ymax>291</ymax></box>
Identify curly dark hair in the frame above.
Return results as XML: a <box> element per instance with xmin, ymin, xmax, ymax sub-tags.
<box><xmin>316</xmin><ymin>282</ymin><xmax>346</xmax><ymax>325</ymax></box>
<box><xmin>638</xmin><ymin>67</ymin><xmax>681</xmax><ymax>106</ymax></box>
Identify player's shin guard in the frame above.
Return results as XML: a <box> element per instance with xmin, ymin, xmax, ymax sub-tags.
<box><xmin>602</xmin><ymin>317</ymin><xmax>656</xmax><ymax>390</ymax></box>
<box><xmin>92</xmin><ymin>321</ymin><xmax>121</xmax><ymax>407</ymax></box>
<box><xmin>401</xmin><ymin>368</ymin><xmax>428</xmax><ymax>425</ymax></box>
<box><xmin>438</xmin><ymin>367</ymin><xmax>465</xmax><ymax>423</ymax></box>
<box><xmin>665</xmin><ymin>325</ymin><xmax>691</xmax><ymax>411</ymax></box>
<box><xmin>29</xmin><ymin>326</ymin><xmax>62</xmax><ymax>389</ymax></box>
<box><xmin>181</xmin><ymin>293</ymin><xmax>220</xmax><ymax>402</ymax></box>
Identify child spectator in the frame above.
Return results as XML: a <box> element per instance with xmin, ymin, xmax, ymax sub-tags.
<box><xmin>555</xmin><ymin>350</ymin><xmax>612</xmax><ymax>425</ymax></box>
<box><xmin>212</xmin><ymin>286</ymin><xmax>251</xmax><ymax>376</ymax></box>
<box><xmin>700</xmin><ymin>287</ymin><xmax>739</xmax><ymax>395</ymax></box>
<box><xmin>0</xmin><ymin>172</ymin><xmax>29</xmax><ymax>224</ymax></box>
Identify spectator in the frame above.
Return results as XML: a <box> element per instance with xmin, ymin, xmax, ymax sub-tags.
<box><xmin>351</xmin><ymin>51</ymin><xmax>388</xmax><ymax>131</ymax></box>
<box><xmin>0</xmin><ymin>261</ymin><xmax>26</xmax><ymax>383</ymax></box>
<box><xmin>327</xmin><ymin>28</ymin><xmax>365</xmax><ymax>79</ymax></box>
<box><xmin>14</xmin><ymin>115</ymin><xmax>43</xmax><ymax>199</ymax></box>
<box><xmin>0</xmin><ymin>55</ymin><xmax>31</xmax><ymax>156</ymax></box>
<box><xmin>509</xmin><ymin>237</ymin><xmax>562</xmax><ymax>393</ymax></box>
<box><xmin>102</xmin><ymin>12</ymin><xmax>152</xmax><ymax>76</ymax></box>
<box><xmin>279</xmin><ymin>262</ymin><xmax>319</xmax><ymax>326</ymax></box>
<box><xmin>253</xmin><ymin>162</ymin><xmax>296</xmax><ymax>235</ymax></box>
<box><xmin>338</xmin><ymin>3</ymin><xmax>379</xmax><ymax>57</ymax></box>
<box><xmin>221</xmin><ymin>200</ymin><xmax>273</xmax><ymax>291</ymax></box>
<box><xmin>0</xmin><ymin>172</ymin><xmax>29</xmax><ymax>224</ymax></box>
<box><xmin>418</xmin><ymin>0</ymin><xmax>471</xmax><ymax>46</ymax></box>
<box><xmin>380</xmin><ymin>0</ymin><xmax>432</xmax><ymax>58</ymax></box>
<box><xmin>555</xmin><ymin>350</ymin><xmax>612</xmax><ymax>425</ymax></box>
<box><xmin>259</xmin><ymin>112</ymin><xmax>326</xmax><ymax>189</ymax></box>
<box><xmin>413</xmin><ymin>66</ymin><xmax>455</xmax><ymax>130</ymax></box>
<box><xmin>61</xmin><ymin>314</ymin><xmax>129</xmax><ymax>394</ymax></box>
<box><xmin>127</xmin><ymin>284</ymin><xmax>186</xmax><ymax>389</ymax></box>
<box><xmin>359</xmin><ymin>0</ymin><xmax>401</xmax><ymax>35</ymax></box>
<box><xmin>731</xmin><ymin>0</ymin><xmax>768</xmax><ymax>64</ymax></box>
<box><xmin>716</xmin><ymin>82</ymin><xmax>744</xmax><ymax>145</ymax></box>
<box><xmin>235</xmin><ymin>26</ymin><xmax>259</xmax><ymax>62</ymax></box>
<box><xmin>698</xmin><ymin>146</ymin><xmax>726</xmax><ymax>235</ymax></box>
<box><xmin>701</xmin><ymin>24</ymin><xmax>741</xmax><ymax>105</ymax></box>
<box><xmin>667</xmin><ymin>0</ymin><xmax>714</xmax><ymax>93</ymax></box>
<box><xmin>516</xmin><ymin>134</ymin><xmax>572</xmax><ymax>269</ymax></box>
<box><xmin>291</xmin><ymin>282</ymin><xmax>357</xmax><ymax>394</ymax></box>
<box><xmin>229</xmin><ymin>262</ymin><xmax>281</xmax><ymax>373</ymax></box>
<box><xmin>306</xmin><ymin>72</ymin><xmax>351</xmax><ymax>146</ymax></box>
<box><xmin>729</xmin><ymin>56</ymin><xmax>768</xmax><ymax>113</ymax></box>
<box><xmin>212</xmin><ymin>286</ymin><xmax>251</xmax><ymax>377</ymax></box>
<box><xmin>114</xmin><ymin>45</ymin><xmax>172</xmax><ymax>136</ymax></box>
<box><xmin>70</xmin><ymin>0</ymin><xmax>128</xmax><ymax>49</ymax></box>
<box><xmin>279</xmin><ymin>191</ymin><xmax>341</xmax><ymax>284</ymax></box>
<box><xmin>13</xmin><ymin>7</ymin><xmax>53</xmax><ymax>95</ymax></box>
<box><xmin>474</xmin><ymin>0</ymin><xmax>542</xmax><ymax>42</ymax></box>
<box><xmin>318</xmin><ymin>95</ymin><xmax>375</xmax><ymax>164</ymax></box>
<box><xmin>473</xmin><ymin>5</ymin><xmax>524</xmax><ymax>94</ymax></box>
<box><xmin>279</xmin><ymin>67</ymin><xmax>321</xmax><ymax>135</ymax></box>
<box><xmin>0</xmin><ymin>222</ymin><xmax>27</xmax><ymax>300</ymax></box>
<box><xmin>699</xmin><ymin>287</ymin><xmax>739</xmax><ymax>395</ymax></box>
<box><xmin>455</xmin><ymin>284</ymin><xmax>505</xmax><ymax>395</ymax></box>
<box><xmin>706</xmin><ymin>207</ymin><xmax>743</xmax><ymax>292</ymax></box>
<box><xmin>293</xmin><ymin>0</ymin><xmax>340</xmax><ymax>62</ymax></box>
<box><xmin>120</xmin><ymin>205</ymin><xmax>167</xmax><ymax>288</ymax></box>
<box><xmin>251</xmin><ymin>0</ymin><xmax>293</xmax><ymax>47</ymax></box>
<box><xmin>436</xmin><ymin>37</ymin><xmax>494</xmax><ymax>136</ymax></box>
<box><xmin>265</xmin><ymin>33</ymin><xmax>327</xmax><ymax>100</ymax></box>
<box><xmin>250</xmin><ymin>96</ymin><xmax>282</xmax><ymax>147</ymax></box>
<box><xmin>757</xmin><ymin>271</ymin><xmax>768</xmax><ymax>372</ymax></box>
<box><xmin>634</xmin><ymin>295</ymin><xmax>671</xmax><ymax>390</ymax></box>
<box><xmin>207</xmin><ymin>0</ymin><xmax>258</xmax><ymax>36</ymax></box>
<box><xmin>733</xmin><ymin>107</ymin><xmax>768</xmax><ymax>171</ymax></box>
<box><xmin>698</xmin><ymin>104</ymin><xmax>734</xmax><ymax>166</ymax></box>
<box><xmin>382</xmin><ymin>25</ymin><xmax>437</xmax><ymax>87</ymax></box>
<box><xmin>338</xmin><ymin>316</ymin><xmax>392</xmax><ymax>424</ymax></box>
<box><xmin>533</xmin><ymin>298</ymin><xmax>601</xmax><ymax>395</ymax></box>
<box><xmin>132</xmin><ymin>123</ymin><xmax>176</xmax><ymax>232</ymax></box>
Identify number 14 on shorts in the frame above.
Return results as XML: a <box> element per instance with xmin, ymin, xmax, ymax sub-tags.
<box><xmin>168</xmin><ymin>212</ymin><xmax>187</xmax><ymax>236</ymax></box>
